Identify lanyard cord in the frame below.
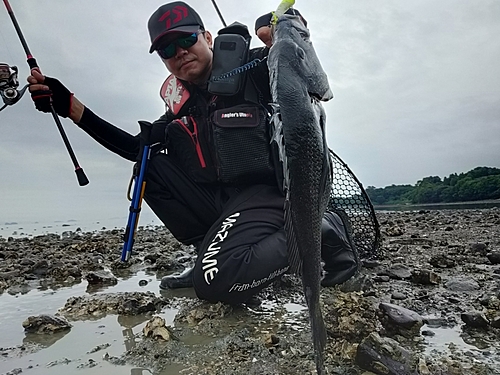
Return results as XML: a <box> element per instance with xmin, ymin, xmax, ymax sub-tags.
<box><xmin>210</xmin><ymin>56</ymin><xmax>267</xmax><ymax>82</ymax></box>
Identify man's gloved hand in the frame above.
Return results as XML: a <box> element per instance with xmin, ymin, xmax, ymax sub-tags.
<box><xmin>28</xmin><ymin>70</ymin><xmax>73</xmax><ymax>118</ymax></box>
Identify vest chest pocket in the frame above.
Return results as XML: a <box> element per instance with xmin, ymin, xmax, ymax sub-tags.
<box><xmin>166</xmin><ymin>116</ymin><xmax>218</xmax><ymax>184</ymax></box>
<box><xmin>212</xmin><ymin>105</ymin><xmax>274</xmax><ymax>184</ymax></box>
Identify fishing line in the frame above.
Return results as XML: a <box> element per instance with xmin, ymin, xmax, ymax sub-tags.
<box><xmin>0</xmin><ymin>24</ymin><xmax>17</xmax><ymax>62</ymax></box>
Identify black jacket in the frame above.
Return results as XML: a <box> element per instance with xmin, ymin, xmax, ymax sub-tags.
<box><xmin>76</xmin><ymin>47</ymin><xmax>271</xmax><ymax>165</ymax></box>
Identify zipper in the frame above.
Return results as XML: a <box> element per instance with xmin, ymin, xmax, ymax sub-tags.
<box><xmin>174</xmin><ymin>117</ymin><xmax>206</xmax><ymax>168</ymax></box>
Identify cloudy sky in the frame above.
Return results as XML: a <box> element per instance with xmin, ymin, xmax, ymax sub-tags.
<box><xmin>1</xmin><ymin>0</ymin><xmax>499</xmax><ymax>224</ymax></box>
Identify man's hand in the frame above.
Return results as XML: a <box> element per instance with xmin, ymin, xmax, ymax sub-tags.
<box><xmin>27</xmin><ymin>69</ymin><xmax>84</xmax><ymax>122</ymax></box>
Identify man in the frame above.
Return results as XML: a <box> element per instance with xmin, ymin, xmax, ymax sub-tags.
<box><xmin>27</xmin><ymin>2</ymin><xmax>358</xmax><ymax>304</ymax></box>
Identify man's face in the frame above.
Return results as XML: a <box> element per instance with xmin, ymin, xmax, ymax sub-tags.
<box><xmin>160</xmin><ymin>31</ymin><xmax>213</xmax><ymax>85</ymax></box>
<box><xmin>256</xmin><ymin>26</ymin><xmax>272</xmax><ymax>48</ymax></box>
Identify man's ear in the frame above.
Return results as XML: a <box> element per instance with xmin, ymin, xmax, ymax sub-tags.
<box><xmin>204</xmin><ymin>30</ymin><xmax>213</xmax><ymax>48</ymax></box>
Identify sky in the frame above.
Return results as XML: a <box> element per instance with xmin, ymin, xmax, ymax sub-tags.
<box><xmin>0</xmin><ymin>0</ymin><xmax>499</xmax><ymax>224</ymax></box>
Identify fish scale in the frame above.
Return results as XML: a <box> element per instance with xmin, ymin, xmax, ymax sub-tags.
<box><xmin>268</xmin><ymin>10</ymin><xmax>333</xmax><ymax>375</ymax></box>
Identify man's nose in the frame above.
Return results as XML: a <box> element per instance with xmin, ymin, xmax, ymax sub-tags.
<box><xmin>175</xmin><ymin>45</ymin><xmax>189</xmax><ymax>58</ymax></box>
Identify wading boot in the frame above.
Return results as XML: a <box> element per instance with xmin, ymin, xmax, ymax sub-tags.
<box><xmin>159</xmin><ymin>240</ymin><xmax>203</xmax><ymax>290</ymax></box>
<box><xmin>159</xmin><ymin>267</ymin><xmax>194</xmax><ymax>289</ymax></box>
<box><xmin>321</xmin><ymin>210</ymin><xmax>360</xmax><ymax>287</ymax></box>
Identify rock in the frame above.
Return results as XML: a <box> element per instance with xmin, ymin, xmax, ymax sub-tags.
<box><xmin>379</xmin><ymin>302</ymin><xmax>424</xmax><ymax>336</ymax></box>
<box><xmin>445</xmin><ymin>277</ymin><xmax>480</xmax><ymax>292</ymax></box>
<box><xmin>264</xmin><ymin>333</ymin><xmax>280</xmax><ymax>348</ymax></box>
<box><xmin>339</xmin><ymin>274</ymin><xmax>374</xmax><ymax>293</ymax></box>
<box><xmin>429</xmin><ymin>254</ymin><xmax>456</xmax><ymax>268</ymax></box>
<box><xmin>385</xmin><ymin>226</ymin><xmax>404</xmax><ymax>237</ymax></box>
<box><xmin>461</xmin><ymin>311</ymin><xmax>489</xmax><ymax>328</ymax></box>
<box><xmin>448</xmin><ymin>295</ymin><xmax>461</xmax><ymax>304</ymax></box>
<box><xmin>417</xmin><ymin>357</ymin><xmax>431</xmax><ymax>375</ymax></box>
<box><xmin>181</xmin><ymin>302</ymin><xmax>233</xmax><ymax>325</ymax></box>
<box><xmin>22</xmin><ymin>314</ymin><xmax>72</xmax><ymax>334</ymax></box>
<box><xmin>421</xmin><ymin>330</ymin><xmax>435</xmax><ymax>337</ymax></box>
<box><xmin>87</xmin><ymin>343</ymin><xmax>111</xmax><ymax>353</ymax></box>
<box><xmin>391</xmin><ymin>292</ymin><xmax>406</xmax><ymax>300</ymax></box>
<box><xmin>487</xmin><ymin>251</ymin><xmax>500</xmax><ymax>265</ymax></box>
<box><xmin>20</xmin><ymin>258</ymin><xmax>35</xmax><ymax>266</ymax></box>
<box><xmin>85</xmin><ymin>270</ymin><xmax>118</xmax><ymax>285</ymax></box>
<box><xmin>479</xmin><ymin>295</ymin><xmax>500</xmax><ymax>309</ymax></box>
<box><xmin>30</xmin><ymin>260</ymin><xmax>49</xmax><ymax>277</ymax></box>
<box><xmin>362</xmin><ymin>259</ymin><xmax>381</xmax><ymax>268</ymax></box>
<box><xmin>60</xmin><ymin>292</ymin><xmax>166</xmax><ymax>319</ymax></box>
<box><xmin>373</xmin><ymin>275</ymin><xmax>390</xmax><ymax>283</ymax></box>
<box><xmin>143</xmin><ymin>316</ymin><xmax>176</xmax><ymax>341</ymax></box>
<box><xmin>411</xmin><ymin>269</ymin><xmax>441</xmax><ymax>285</ymax></box>
<box><xmin>491</xmin><ymin>316</ymin><xmax>500</xmax><ymax>328</ymax></box>
<box><xmin>386</xmin><ymin>264</ymin><xmax>412</xmax><ymax>280</ymax></box>
<box><xmin>0</xmin><ymin>270</ymin><xmax>20</xmax><ymax>280</ymax></box>
<box><xmin>176</xmin><ymin>255</ymin><xmax>192</xmax><ymax>264</ymax></box>
<box><xmin>426</xmin><ymin>317</ymin><xmax>451</xmax><ymax>328</ymax></box>
<box><xmin>355</xmin><ymin>332</ymin><xmax>415</xmax><ymax>375</ymax></box>
<box><xmin>470</xmin><ymin>242</ymin><xmax>488</xmax><ymax>256</ymax></box>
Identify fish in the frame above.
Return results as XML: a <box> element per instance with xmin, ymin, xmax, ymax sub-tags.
<box><xmin>268</xmin><ymin>7</ymin><xmax>334</xmax><ymax>375</ymax></box>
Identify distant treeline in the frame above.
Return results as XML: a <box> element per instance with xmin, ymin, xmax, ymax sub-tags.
<box><xmin>366</xmin><ymin>167</ymin><xmax>500</xmax><ymax>205</ymax></box>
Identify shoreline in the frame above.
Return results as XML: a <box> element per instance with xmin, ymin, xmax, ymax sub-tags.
<box><xmin>374</xmin><ymin>199</ymin><xmax>500</xmax><ymax>211</ymax></box>
<box><xmin>1</xmin><ymin>208</ymin><xmax>500</xmax><ymax>374</ymax></box>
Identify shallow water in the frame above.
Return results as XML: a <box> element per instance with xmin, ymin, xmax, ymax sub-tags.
<box><xmin>0</xmin><ymin>213</ymin><xmax>162</xmax><ymax>239</ymax></box>
<box><xmin>0</xmin><ymin>272</ymin><xmax>180</xmax><ymax>375</ymax></box>
<box><xmin>422</xmin><ymin>324</ymin><xmax>500</xmax><ymax>369</ymax></box>
<box><xmin>2</xmin><ymin>273</ymin><xmax>500</xmax><ymax>374</ymax></box>
<box><xmin>2</xmin><ymin>214</ymin><xmax>500</xmax><ymax>374</ymax></box>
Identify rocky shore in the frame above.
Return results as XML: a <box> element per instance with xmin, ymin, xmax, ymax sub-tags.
<box><xmin>1</xmin><ymin>208</ymin><xmax>500</xmax><ymax>374</ymax></box>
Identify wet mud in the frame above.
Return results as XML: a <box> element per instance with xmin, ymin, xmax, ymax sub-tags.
<box><xmin>1</xmin><ymin>208</ymin><xmax>500</xmax><ymax>374</ymax></box>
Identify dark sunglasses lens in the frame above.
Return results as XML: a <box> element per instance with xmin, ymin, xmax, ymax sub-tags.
<box><xmin>158</xmin><ymin>43</ymin><xmax>176</xmax><ymax>59</ymax></box>
<box><xmin>157</xmin><ymin>33</ymin><xmax>198</xmax><ymax>59</ymax></box>
<box><xmin>177</xmin><ymin>33</ymin><xmax>198</xmax><ymax>48</ymax></box>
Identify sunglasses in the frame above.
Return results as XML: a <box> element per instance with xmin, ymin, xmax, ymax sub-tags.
<box><xmin>157</xmin><ymin>32</ymin><xmax>200</xmax><ymax>59</ymax></box>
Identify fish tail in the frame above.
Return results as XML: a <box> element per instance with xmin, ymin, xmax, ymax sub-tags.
<box><xmin>307</xmin><ymin>288</ymin><xmax>326</xmax><ymax>374</ymax></box>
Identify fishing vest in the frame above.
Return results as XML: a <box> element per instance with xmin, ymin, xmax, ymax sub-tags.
<box><xmin>159</xmin><ymin>22</ymin><xmax>281</xmax><ymax>186</ymax></box>
<box><xmin>160</xmin><ymin>69</ymin><xmax>278</xmax><ymax>186</ymax></box>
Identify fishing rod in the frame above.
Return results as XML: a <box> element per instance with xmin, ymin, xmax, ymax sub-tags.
<box><xmin>2</xmin><ymin>0</ymin><xmax>89</xmax><ymax>186</ymax></box>
<box><xmin>210</xmin><ymin>0</ymin><xmax>227</xmax><ymax>27</ymax></box>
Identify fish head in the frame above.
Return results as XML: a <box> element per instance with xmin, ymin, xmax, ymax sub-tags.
<box><xmin>271</xmin><ymin>15</ymin><xmax>333</xmax><ymax>102</ymax></box>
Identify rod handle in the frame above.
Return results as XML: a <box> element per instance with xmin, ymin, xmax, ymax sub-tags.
<box><xmin>75</xmin><ymin>167</ymin><xmax>89</xmax><ymax>186</ymax></box>
<box><xmin>27</xmin><ymin>57</ymin><xmax>38</xmax><ymax>70</ymax></box>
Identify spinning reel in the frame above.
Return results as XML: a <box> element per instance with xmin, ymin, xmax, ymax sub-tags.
<box><xmin>0</xmin><ymin>63</ymin><xmax>28</xmax><ymax>112</ymax></box>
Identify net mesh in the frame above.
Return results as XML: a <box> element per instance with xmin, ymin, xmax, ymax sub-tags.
<box><xmin>327</xmin><ymin>149</ymin><xmax>381</xmax><ymax>259</ymax></box>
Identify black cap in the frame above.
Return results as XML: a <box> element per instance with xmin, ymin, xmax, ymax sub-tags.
<box><xmin>148</xmin><ymin>2</ymin><xmax>205</xmax><ymax>53</ymax></box>
<box><xmin>254</xmin><ymin>8</ymin><xmax>307</xmax><ymax>33</ymax></box>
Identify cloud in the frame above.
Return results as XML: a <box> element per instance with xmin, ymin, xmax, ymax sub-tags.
<box><xmin>1</xmin><ymin>0</ymin><xmax>499</xmax><ymax>225</ymax></box>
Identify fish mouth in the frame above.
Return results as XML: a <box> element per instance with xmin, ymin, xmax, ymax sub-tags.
<box><xmin>310</xmin><ymin>88</ymin><xmax>334</xmax><ymax>102</ymax></box>
<box><xmin>321</xmin><ymin>89</ymin><xmax>334</xmax><ymax>101</ymax></box>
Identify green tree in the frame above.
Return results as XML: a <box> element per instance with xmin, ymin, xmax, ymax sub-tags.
<box><xmin>366</xmin><ymin>166</ymin><xmax>500</xmax><ymax>205</ymax></box>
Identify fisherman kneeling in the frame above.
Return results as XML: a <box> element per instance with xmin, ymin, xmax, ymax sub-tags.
<box><xmin>27</xmin><ymin>2</ymin><xmax>359</xmax><ymax>305</ymax></box>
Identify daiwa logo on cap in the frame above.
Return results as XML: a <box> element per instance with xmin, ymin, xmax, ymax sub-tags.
<box><xmin>148</xmin><ymin>2</ymin><xmax>205</xmax><ymax>53</ymax></box>
<box><xmin>158</xmin><ymin>5</ymin><xmax>188</xmax><ymax>29</ymax></box>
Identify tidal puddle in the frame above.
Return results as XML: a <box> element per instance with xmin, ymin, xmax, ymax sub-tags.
<box><xmin>421</xmin><ymin>324</ymin><xmax>500</xmax><ymax>368</ymax></box>
<box><xmin>0</xmin><ymin>272</ymin><xmax>180</xmax><ymax>375</ymax></box>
